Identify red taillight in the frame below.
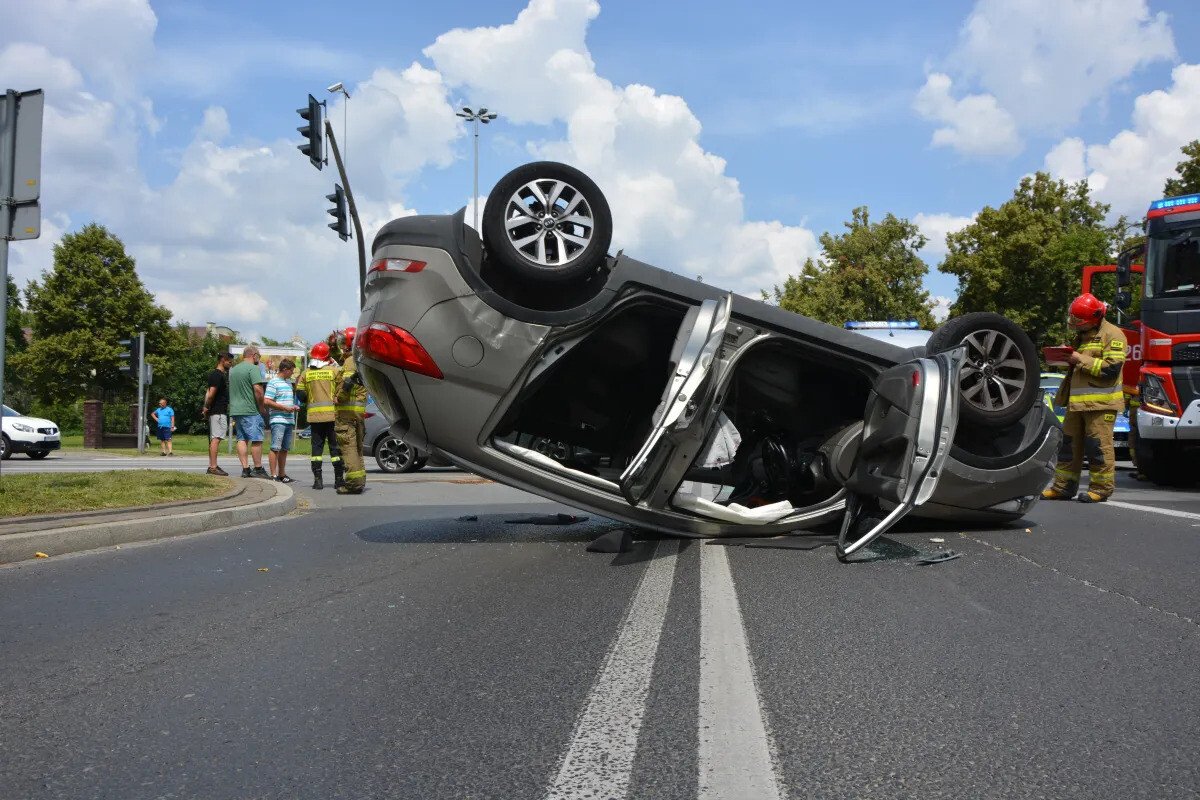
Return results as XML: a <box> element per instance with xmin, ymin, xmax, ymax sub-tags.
<box><xmin>363</xmin><ymin>412</ymin><xmax>376</xmax><ymax>419</ymax></box>
<box><xmin>912</xmin><ymin>370</ymin><xmax>921</xmax><ymax>387</ymax></box>
<box><xmin>359</xmin><ymin>322</ymin><xmax>443</xmax><ymax>380</ymax></box>
<box><xmin>368</xmin><ymin>257</ymin><xmax>426</xmax><ymax>275</ymax></box>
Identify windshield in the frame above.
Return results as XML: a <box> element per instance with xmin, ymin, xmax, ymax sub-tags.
<box><xmin>1146</xmin><ymin>225</ymin><xmax>1200</xmax><ymax>298</ymax></box>
<box><xmin>2</xmin><ymin>405</ymin><xmax>19</xmax><ymax>417</ymax></box>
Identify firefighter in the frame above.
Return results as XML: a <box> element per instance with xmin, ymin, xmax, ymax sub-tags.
<box><xmin>1042</xmin><ymin>293</ymin><xmax>1128</xmax><ymax>503</ymax></box>
<box><xmin>334</xmin><ymin>327</ymin><xmax>368</xmax><ymax>495</ymax></box>
<box><xmin>295</xmin><ymin>341</ymin><xmax>343</xmax><ymax>490</ymax></box>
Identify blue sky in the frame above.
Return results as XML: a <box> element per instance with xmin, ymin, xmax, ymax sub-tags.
<box><xmin>4</xmin><ymin>0</ymin><xmax>1199</xmax><ymax>342</ymax></box>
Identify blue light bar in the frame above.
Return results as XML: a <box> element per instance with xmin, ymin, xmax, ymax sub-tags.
<box><xmin>844</xmin><ymin>320</ymin><xmax>921</xmax><ymax>330</ymax></box>
<box><xmin>1149</xmin><ymin>195</ymin><xmax>1200</xmax><ymax>210</ymax></box>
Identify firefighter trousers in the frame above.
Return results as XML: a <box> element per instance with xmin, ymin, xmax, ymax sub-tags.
<box><xmin>335</xmin><ymin>417</ymin><xmax>366</xmax><ymax>493</ymax></box>
<box><xmin>1050</xmin><ymin>409</ymin><xmax>1117</xmax><ymax>498</ymax></box>
<box><xmin>309</xmin><ymin>421</ymin><xmax>344</xmax><ymax>485</ymax></box>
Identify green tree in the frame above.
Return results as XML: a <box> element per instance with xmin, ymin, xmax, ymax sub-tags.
<box><xmin>1163</xmin><ymin>139</ymin><xmax>1200</xmax><ymax>197</ymax></box>
<box><xmin>12</xmin><ymin>224</ymin><xmax>181</xmax><ymax>404</ymax></box>
<box><xmin>772</xmin><ymin>207</ymin><xmax>934</xmax><ymax>328</ymax></box>
<box><xmin>940</xmin><ymin>173</ymin><xmax>1119</xmax><ymax>347</ymax></box>
<box><xmin>3</xmin><ymin>274</ymin><xmax>30</xmax><ymax>406</ymax></box>
<box><xmin>149</xmin><ymin>328</ymin><xmax>227</xmax><ymax>435</ymax></box>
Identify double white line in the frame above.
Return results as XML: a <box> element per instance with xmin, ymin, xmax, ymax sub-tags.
<box><xmin>545</xmin><ymin>541</ymin><xmax>784</xmax><ymax>800</ymax></box>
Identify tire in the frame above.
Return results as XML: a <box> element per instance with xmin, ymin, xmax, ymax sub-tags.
<box><xmin>927</xmin><ymin>312</ymin><xmax>1039</xmax><ymax>429</ymax></box>
<box><xmin>482</xmin><ymin>161</ymin><xmax>612</xmax><ymax>285</ymax></box>
<box><xmin>374</xmin><ymin>434</ymin><xmax>419</xmax><ymax>474</ymax></box>
<box><xmin>27</xmin><ymin>451</ymin><xmax>49</xmax><ymax>460</ymax></box>
<box><xmin>1138</xmin><ymin>440</ymin><xmax>1182</xmax><ymax>486</ymax></box>
<box><xmin>0</xmin><ymin>434</ymin><xmax>10</xmax><ymax>460</ymax></box>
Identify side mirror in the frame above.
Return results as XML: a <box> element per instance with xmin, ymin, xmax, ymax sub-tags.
<box><xmin>1115</xmin><ymin>261</ymin><xmax>1130</xmax><ymax>288</ymax></box>
<box><xmin>1115</xmin><ymin>290</ymin><xmax>1132</xmax><ymax>311</ymax></box>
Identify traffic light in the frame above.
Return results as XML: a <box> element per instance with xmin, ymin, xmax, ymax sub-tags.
<box><xmin>118</xmin><ymin>336</ymin><xmax>141</xmax><ymax>378</ymax></box>
<box><xmin>327</xmin><ymin>183</ymin><xmax>349</xmax><ymax>241</ymax></box>
<box><xmin>297</xmin><ymin>94</ymin><xmax>324</xmax><ymax>170</ymax></box>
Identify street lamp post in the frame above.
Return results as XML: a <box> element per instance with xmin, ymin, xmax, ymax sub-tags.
<box><xmin>327</xmin><ymin>82</ymin><xmax>350</xmax><ymax>174</ymax></box>
<box><xmin>455</xmin><ymin>106</ymin><xmax>498</xmax><ymax>232</ymax></box>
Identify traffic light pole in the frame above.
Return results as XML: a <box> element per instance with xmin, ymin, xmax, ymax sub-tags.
<box><xmin>136</xmin><ymin>331</ymin><xmax>146</xmax><ymax>454</ymax></box>
<box><xmin>323</xmin><ymin>120</ymin><xmax>365</xmax><ymax>308</ymax></box>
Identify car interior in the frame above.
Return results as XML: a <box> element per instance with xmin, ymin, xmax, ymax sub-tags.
<box><xmin>493</xmin><ymin>304</ymin><xmax>887</xmax><ymax>524</ymax></box>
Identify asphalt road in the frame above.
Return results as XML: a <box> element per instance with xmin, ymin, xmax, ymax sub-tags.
<box><xmin>1</xmin><ymin>471</ymin><xmax>1198</xmax><ymax>799</ymax></box>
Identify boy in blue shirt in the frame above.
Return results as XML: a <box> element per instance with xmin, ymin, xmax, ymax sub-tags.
<box><xmin>263</xmin><ymin>359</ymin><xmax>301</xmax><ymax>482</ymax></box>
<box><xmin>151</xmin><ymin>397</ymin><xmax>176</xmax><ymax>456</ymax></box>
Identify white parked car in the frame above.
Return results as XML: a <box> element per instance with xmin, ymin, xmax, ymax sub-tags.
<box><xmin>2</xmin><ymin>405</ymin><xmax>61</xmax><ymax>460</ymax></box>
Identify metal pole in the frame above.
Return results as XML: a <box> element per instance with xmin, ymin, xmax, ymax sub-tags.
<box><xmin>472</xmin><ymin>117</ymin><xmax>480</xmax><ymax>232</ymax></box>
<box><xmin>324</xmin><ymin>120</ymin><xmax>366</xmax><ymax>308</ymax></box>
<box><xmin>0</xmin><ymin>90</ymin><xmax>16</xmax><ymax>477</ymax></box>
<box><xmin>136</xmin><ymin>331</ymin><xmax>145</xmax><ymax>454</ymax></box>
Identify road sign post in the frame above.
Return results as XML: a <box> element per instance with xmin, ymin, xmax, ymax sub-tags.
<box><xmin>0</xmin><ymin>88</ymin><xmax>45</xmax><ymax>477</ymax></box>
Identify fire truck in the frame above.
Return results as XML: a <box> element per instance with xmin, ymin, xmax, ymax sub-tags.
<box><xmin>1111</xmin><ymin>193</ymin><xmax>1200</xmax><ymax>484</ymax></box>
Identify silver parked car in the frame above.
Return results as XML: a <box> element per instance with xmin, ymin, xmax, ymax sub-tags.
<box><xmin>356</xmin><ymin>161</ymin><xmax>1060</xmax><ymax>559</ymax></box>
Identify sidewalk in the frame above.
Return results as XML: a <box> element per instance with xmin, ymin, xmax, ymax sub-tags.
<box><xmin>0</xmin><ymin>478</ymin><xmax>297</xmax><ymax>565</ymax></box>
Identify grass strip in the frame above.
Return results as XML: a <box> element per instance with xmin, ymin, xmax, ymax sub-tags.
<box><xmin>58</xmin><ymin>434</ymin><xmax>314</xmax><ymax>457</ymax></box>
<box><xmin>0</xmin><ymin>470</ymin><xmax>232</xmax><ymax>518</ymax></box>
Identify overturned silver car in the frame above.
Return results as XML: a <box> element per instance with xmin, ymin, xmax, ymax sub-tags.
<box><xmin>356</xmin><ymin>161</ymin><xmax>1059</xmax><ymax>559</ymax></box>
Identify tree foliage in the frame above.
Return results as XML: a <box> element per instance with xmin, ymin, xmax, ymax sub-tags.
<box><xmin>772</xmin><ymin>207</ymin><xmax>934</xmax><ymax>328</ymax></box>
<box><xmin>1163</xmin><ymin>139</ymin><xmax>1200</xmax><ymax>197</ymax></box>
<box><xmin>939</xmin><ymin>173</ymin><xmax>1120</xmax><ymax>347</ymax></box>
<box><xmin>149</xmin><ymin>328</ymin><xmax>227</xmax><ymax>435</ymax></box>
<box><xmin>12</xmin><ymin>224</ymin><xmax>181</xmax><ymax>404</ymax></box>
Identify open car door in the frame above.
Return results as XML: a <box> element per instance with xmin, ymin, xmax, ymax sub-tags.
<box><xmin>619</xmin><ymin>294</ymin><xmax>733</xmax><ymax>507</ymax></box>
<box><xmin>837</xmin><ymin>348</ymin><xmax>965</xmax><ymax>560</ymax></box>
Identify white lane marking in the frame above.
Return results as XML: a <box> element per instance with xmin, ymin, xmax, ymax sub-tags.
<box><xmin>699</xmin><ymin>543</ymin><xmax>784</xmax><ymax>800</ymax></box>
<box><xmin>1105</xmin><ymin>500</ymin><xmax>1200</xmax><ymax>521</ymax></box>
<box><xmin>544</xmin><ymin>539</ymin><xmax>680</xmax><ymax>800</ymax></box>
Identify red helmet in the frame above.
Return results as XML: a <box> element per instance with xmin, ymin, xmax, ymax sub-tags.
<box><xmin>344</xmin><ymin>326</ymin><xmax>356</xmax><ymax>350</ymax></box>
<box><xmin>310</xmin><ymin>341</ymin><xmax>330</xmax><ymax>360</ymax></box>
<box><xmin>1068</xmin><ymin>293</ymin><xmax>1106</xmax><ymax>330</ymax></box>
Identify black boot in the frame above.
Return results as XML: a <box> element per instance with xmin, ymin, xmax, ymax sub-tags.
<box><xmin>312</xmin><ymin>464</ymin><xmax>324</xmax><ymax>490</ymax></box>
<box><xmin>332</xmin><ymin>460</ymin><xmax>346</xmax><ymax>491</ymax></box>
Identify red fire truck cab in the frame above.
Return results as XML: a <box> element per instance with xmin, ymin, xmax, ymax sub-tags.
<box><xmin>1116</xmin><ymin>193</ymin><xmax>1200</xmax><ymax>484</ymax></box>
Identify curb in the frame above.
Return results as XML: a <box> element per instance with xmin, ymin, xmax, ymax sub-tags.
<box><xmin>0</xmin><ymin>482</ymin><xmax>297</xmax><ymax>565</ymax></box>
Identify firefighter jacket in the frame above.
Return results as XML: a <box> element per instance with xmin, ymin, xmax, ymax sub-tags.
<box><xmin>1053</xmin><ymin>319</ymin><xmax>1127</xmax><ymax>412</ymax></box>
<box><xmin>296</xmin><ymin>361</ymin><xmax>339</xmax><ymax>423</ymax></box>
<box><xmin>335</xmin><ymin>354</ymin><xmax>368</xmax><ymax>420</ymax></box>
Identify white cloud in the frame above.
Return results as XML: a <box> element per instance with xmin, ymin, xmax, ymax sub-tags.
<box><xmin>914</xmin><ymin>211</ymin><xmax>976</xmax><ymax>265</ymax></box>
<box><xmin>913</xmin><ymin>73</ymin><xmax>1020</xmax><ymax>157</ymax></box>
<box><xmin>1043</xmin><ymin>63</ymin><xmax>1200</xmax><ymax>218</ymax></box>
<box><xmin>953</xmin><ymin>0</ymin><xmax>1174</xmax><ymax>132</ymax></box>
<box><xmin>918</xmin><ymin>0</ymin><xmax>1175</xmax><ymax>154</ymax></box>
<box><xmin>7</xmin><ymin>0</ymin><xmax>822</xmax><ymax>340</ymax></box>
<box><xmin>912</xmin><ymin>74</ymin><xmax>1017</xmax><ymax>157</ymax></box>
<box><xmin>931</xmin><ymin>295</ymin><xmax>953</xmax><ymax>323</ymax></box>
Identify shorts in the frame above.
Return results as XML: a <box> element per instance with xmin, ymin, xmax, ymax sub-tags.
<box><xmin>270</xmin><ymin>423</ymin><xmax>294</xmax><ymax>452</ymax></box>
<box><xmin>233</xmin><ymin>413</ymin><xmax>265</xmax><ymax>443</ymax></box>
<box><xmin>156</xmin><ymin>426</ymin><xmax>172</xmax><ymax>441</ymax></box>
<box><xmin>209</xmin><ymin>414</ymin><xmax>229</xmax><ymax>440</ymax></box>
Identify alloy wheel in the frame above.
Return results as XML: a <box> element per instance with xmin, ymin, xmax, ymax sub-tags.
<box><xmin>502</xmin><ymin>179</ymin><xmax>596</xmax><ymax>268</ymax></box>
<box><xmin>959</xmin><ymin>329</ymin><xmax>1028</xmax><ymax>413</ymax></box>
<box><xmin>375</xmin><ymin>436</ymin><xmax>415</xmax><ymax>473</ymax></box>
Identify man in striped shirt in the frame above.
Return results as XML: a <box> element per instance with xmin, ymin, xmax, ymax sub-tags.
<box><xmin>264</xmin><ymin>359</ymin><xmax>301</xmax><ymax>482</ymax></box>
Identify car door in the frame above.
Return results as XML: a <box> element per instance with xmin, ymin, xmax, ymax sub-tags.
<box><xmin>836</xmin><ymin>348</ymin><xmax>965</xmax><ymax>560</ymax></box>
<box><xmin>619</xmin><ymin>294</ymin><xmax>733</xmax><ymax>507</ymax></box>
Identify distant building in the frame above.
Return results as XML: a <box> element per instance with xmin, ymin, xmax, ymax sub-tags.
<box><xmin>186</xmin><ymin>322</ymin><xmax>237</xmax><ymax>343</ymax></box>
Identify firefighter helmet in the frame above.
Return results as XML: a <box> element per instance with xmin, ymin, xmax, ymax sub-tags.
<box><xmin>310</xmin><ymin>341</ymin><xmax>330</xmax><ymax>360</ymax></box>
<box><xmin>344</xmin><ymin>326</ymin><xmax>356</xmax><ymax>350</ymax></box>
<box><xmin>1068</xmin><ymin>293</ymin><xmax>1106</xmax><ymax>329</ymax></box>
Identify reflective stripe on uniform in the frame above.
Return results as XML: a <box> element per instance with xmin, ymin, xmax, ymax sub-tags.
<box><xmin>311</xmin><ymin>456</ymin><xmax>323</xmax><ymax>462</ymax></box>
<box><xmin>1069</xmin><ymin>386</ymin><xmax>1123</xmax><ymax>403</ymax></box>
<box><xmin>330</xmin><ymin>456</ymin><xmax>342</xmax><ymax>463</ymax></box>
<box><xmin>304</xmin><ymin>370</ymin><xmax>335</xmax><ymax>381</ymax></box>
<box><xmin>335</xmin><ymin>405</ymin><xmax>366</xmax><ymax>413</ymax></box>
<box><xmin>345</xmin><ymin>469</ymin><xmax>367</xmax><ymax>480</ymax></box>
<box><xmin>307</xmin><ymin>404</ymin><xmax>335</xmax><ymax>414</ymax></box>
